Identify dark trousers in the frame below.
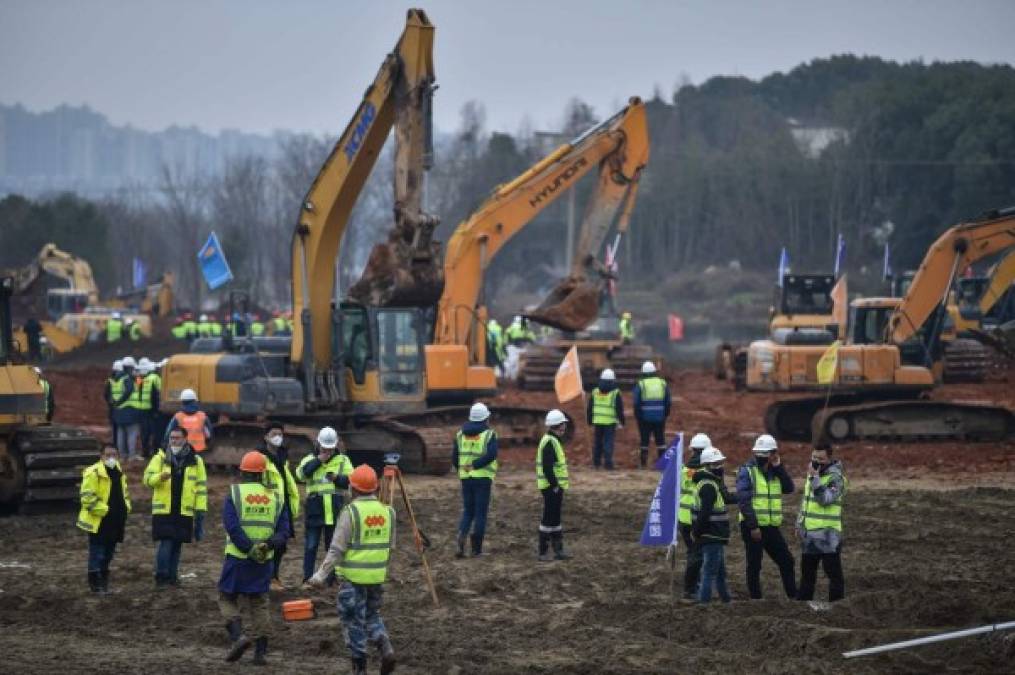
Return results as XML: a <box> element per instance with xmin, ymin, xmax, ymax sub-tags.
<box><xmin>798</xmin><ymin>546</ymin><xmax>845</xmax><ymax>602</ymax></box>
<box><xmin>678</xmin><ymin>524</ymin><xmax>702</xmax><ymax>596</ymax></box>
<box><xmin>637</xmin><ymin>420</ymin><xmax>666</xmax><ymax>451</ymax></box>
<box><xmin>739</xmin><ymin>522</ymin><xmax>797</xmax><ymax>599</ymax></box>
<box><xmin>303</xmin><ymin>524</ymin><xmax>336</xmax><ymax>582</ymax></box>
<box><xmin>458</xmin><ymin>478</ymin><xmax>492</xmax><ymax>539</ymax></box>
<box><xmin>272</xmin><ymin>542</ymin><xmax>287</xmax><ymax>580</ymax></box>
<box><xmin>592</xmin><ymin>425</ymin><xmax>615</xmax><ymax>469</ymax></box>
<box><xmin>540</xmin><ymin>487</ymin><xmax>564</xmax><ymax>531</ymax></box>
<box><xmin>87</xmin><ymin>538</ymin><xmax>117</xmax><ymax>573</ymax></box>
<box><xmin>155</xmin><ymin>539</ymin><xmax>183</xmax><ymax>582</ymax></box>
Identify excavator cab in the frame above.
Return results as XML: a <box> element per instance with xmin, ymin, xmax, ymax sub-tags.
<box><xmin>336</xmin><ymin>303</ymin><xmax>426</xmax><ymax>404</ymax></box>
<box><xmin>45</xmin><ymin>288</ymin><xmax>89</xmax><ymax>321</ymax></box>
<box><xmin>955</xmin><ymin>276</ymin><xmax>990</xmax><ymax>321</ymax></box>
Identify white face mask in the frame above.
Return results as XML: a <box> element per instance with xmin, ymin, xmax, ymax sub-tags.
<box><xmin>103</xmin><ymin>457</ymin><xmax>117</xmax><ymax>468</ymax></box>
<box><xmin>268</xmin><ymin>434</ymin><xmax>283</xmax><ymax>447</ymax></box>
<box><xmin>170</xmin><ymin>443</ymin><xmax>185</xmax><ymax>455</ymax></box>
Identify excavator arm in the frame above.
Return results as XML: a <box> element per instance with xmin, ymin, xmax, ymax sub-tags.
<box><xmin>291</xmin><ymin>8</ymin><xmax>435</xmax><ymax>372</ymax></box>
<box><xmin>436</xmin><ymin>97</ymin><xmax>649</xmax><ymax>352</ymax></box>
<box><xmin>6</xmin><ymin>243</ymin><xmax>100</xmax><ymax>304</ymax></box>
<box><xmin>979</xmin><ymin>247</ymin><xmax>1015</xmax><ymax>316</ymax></box>
<box><xmin>889</xmin><ymin>207</ymin><xmax>1015</xmax><ymax>344</ymax></box>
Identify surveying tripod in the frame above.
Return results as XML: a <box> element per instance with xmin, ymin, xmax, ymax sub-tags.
<box><xmin>379</xmin><ymin>454</ymin><xmax>440</xmax><ymax>608</ymax></box>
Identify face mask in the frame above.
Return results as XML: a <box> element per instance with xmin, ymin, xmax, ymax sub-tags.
<box><xmin>755</xmin><ymin>456</ymin><xmax>768</xmax><ymax>467</ymax></box>
<box><xmin>268</xmin><ymin>435</ymin><xmax>283</xmax><ymax>447</ymax></box>
<box><xmin>713</xmin><ymin>467</ymin><xmax>724</xmax><ymax>477</ymax></box>
<box><xmin>170</xmin><ymin>443</ymin><xmax>184</xmax><ymax>455</ymax></box>
<box><xmin>103</xmin><ymin>458</ymin><xmax>117</xmax><ymax>468</ymax></box>
<box><xmin>811</xmin><ymin>460</ymin><xmax>823</xmax><ymax>471</ymax></box>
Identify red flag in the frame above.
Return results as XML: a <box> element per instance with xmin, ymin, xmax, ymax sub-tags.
<box><xmin>668</xmin><ymin>314</ymin><xmax>684</xmax><ymax>341</ymax></box>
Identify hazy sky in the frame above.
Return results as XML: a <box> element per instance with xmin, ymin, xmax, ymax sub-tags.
<box><xmin>2</xmin><ymin>0</ymin><xmax>1014</xmax><ymax>136</ymax></box>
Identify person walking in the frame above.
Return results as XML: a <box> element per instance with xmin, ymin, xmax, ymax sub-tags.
<box><xmin>103</xmin><ymin>360</ymin><xmax>124</xmax><ymax>442</ymax></box>
<box><xmin>677</xmin><ymin>433</ymin><xmax>711</xmax><ymax>600</ymax></box>
<box><xmin>692</xmin><ymin>446</ymin><xmax>731</xmax><ymax>604</ymax></box>
<box><xmin>218</xmin><ymin>451</ymin><xmax>290</xmax><ymax>665</ymax></box>
<box><xmin>736</xmin><ymin>434</ymin><xmax>797</xmax><ymax>600</ymax></box>
<box><xmin>632</xmin><ymin>361</ymin><xmax>670</xmax><ymax>467</ymax></box>
<box><xmin>164</xmin><ymin>388</ymin><xmax>212</xmax><ymax>453</ymax></box>
<box><xmin>257</xmin><ymin>421</ymin><xmax>300</xmax><ymax>590</ymax></box>
<box><xmin>537</xmin><ymin>409</ymin><xmax>571</xmax><ymax>562</ymax></box>
<box><xmin>796</xmin><ymin>446</ymin><xmax>848</xmax><ymax>603</ymax></box>
<box><xmin>586</xmin><ymin>368</ymin><xmax>624</xmax><ymax>470</ymax></box>
<box><xmin>143</xmin><ymin>427</ymin><xmax>208</xmax><ymax>588</ymax></box>
<box><xmin>452</xmin><ymin>402</ymin><xmax>498</xmax><ymax>557</ymax></box>
<box><xmin>309</xmin><ymin>465</ymin><xmax>397</xmax><ymax>675</ymax></box>
<box><xmin>296</xmin><ymin>426</ymin><xmax>352</xmax><ymax>584</ymax></box>
<box><xmin>77</xmin><ymin>444</ymin><xmax>131</xmax><ymax>594</ymax></box>
<box><xmin>112</xmin><ymin>356</ymin><xmax>145</xmax><ymax>461</ymax></box>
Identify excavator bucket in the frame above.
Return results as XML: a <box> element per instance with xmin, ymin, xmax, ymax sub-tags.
<box><xmin>347</xmin><ymin>234</ymin><xmax>444</xmax><ymax>308</ymax></box>
<box><xmin>525</xmin><ymin>277</ymin><xmax>602</xmax><ymax>332</ymax></box>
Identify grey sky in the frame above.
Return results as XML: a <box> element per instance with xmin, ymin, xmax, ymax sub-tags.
<box><xmin>2</xmin><ymin>0</ymin><xmax>1014</xmax><ymax>136</ymax></box>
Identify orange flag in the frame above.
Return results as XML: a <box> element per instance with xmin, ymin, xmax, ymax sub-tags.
<box><xmin>554</xmin><ymin>346</ymin><xmax>583</xmax><ymax>404</ymax></box>
<box><xmin>831</xmin><ymin>274</ymin><xmax>848</xmax><ymax>338</ymax></box>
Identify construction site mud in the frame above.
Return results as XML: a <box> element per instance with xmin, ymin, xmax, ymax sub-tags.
<box><xmin>2</xmin><ymin>363</ymin><xmax>1012</xmax><ymax>673</ymax></box>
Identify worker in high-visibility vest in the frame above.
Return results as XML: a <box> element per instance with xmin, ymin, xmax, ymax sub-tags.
<box><xmin>677</xmin><ymin>433</ymin><xmax>711</xmax><ymax>600</ymax></box>
<box><xmin>537</xmin><ymin>409</ymin><xmax>571</xmax><ymax>562</ymax></box>
<box><xmin>103</xmin><ymin>359</ymin><xmax>125</xmax><ymax>441</ymax></box>
<box><xmin>632</xmin><ymin>361</ymin><xmax>670</xmax><ymax>468</ymax></box>
<box><xmin>257</xmin><ymin>420</ymin><xmax>301</xmax><ymax>591</ymax></box>
<box><xmin>691</xmin><ymin>446</ymin><xmax>731</xmax><ymax>604</ymax></box>
<box><xmin>136</xmin><ymin>358</ymin><xmax>161</xmax><ymax>458</ymax></box>
<box><xmin>619</xmin><ymin>311</ymin><xmax>635</xmax><ymax>344</ymax></box>
<box><xmin>585</xmin><ymin>368</ymin><xmax>625</xmax><ymax>470</ymax></box>
<box><xmin>164</xmin><ymin>388</ymin><xmax>212</xmax><ymax>453</ymax></box>
<box><xmin>77</xmin><ymin>444</ymin><xmax>131</xmax><ymax>594</ymax></box>
<box><xmin>309</xmin><ymin>465</ymin><xmax>397</xmax><ymax>675</ymax></box>
<box><xmin>106</xmin><ymin>312</ymin><xmax>124</xmax><ymax>343</ymax></box>
<box><xmin>452</xmin><ymin>403</ymin><xmax>498</xmax><ymax>558</ymax></box>
<box><xmin>112</xmin><ymin>356</ymin><xmax>145</xmax><ymax>461</ymax></box>
<box><xmin>127</xmin><ymin>318</ymin><xmax>142</xmax><ymax>341</ymax></box>
<box><xmin>796</xmin><ymin>446</ymin><xmax>848</xmax><ymax>602</ymax></box>
<box><xmin>33</xmin><ymin>366</ymin><xmax>54</xmax><ymax>422</ymax></box>
<box><xmin>296</xmin><ymin>426</ymin><xmax>352</xmax><ymax>584</ymax></box>
<box><xmin>218</xmin><ymin>451</ymin><xmax>289</xmax><ymax>665</ymax></box>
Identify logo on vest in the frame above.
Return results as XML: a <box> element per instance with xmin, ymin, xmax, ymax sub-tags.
<box><xmin>245</xmin><ymin>494</ymin><xmax>271</xmax><ymax>505</ymax></box>
<box><xmin>365</xmin><ymin>514</ymin><xmax>386</xmax><ymax>528</ymax></box>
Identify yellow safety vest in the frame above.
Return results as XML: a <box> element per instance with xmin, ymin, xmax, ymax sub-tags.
<box><xmin>619</xmin><ymin>317</ymin><xmax>634</xmax><ymax>341</ymax></box>
<box><xmin>250</xmin><ymin>322</ymin><xmax>265</xmax><ymax>336</ymax></box>
<box><xmin>678</xmin><ymin>466</ymin><xmax>696</xmax><ymax>525</ymax></box>
<box><xmin>800</xmin><ymin>471</ymin><xmax>848</xmax><ymax>532</ymax></box>
<box><xmin>591</xmin><ymin>388</ymin><xmax>619</xmax><ymax>425</ymax></box>
<box><xmin>738</xmin><ymin>464</ymin><xmax>784</xmax><ymax>527</ymax></box>
<box><xmin>107</xmin><ymin>376</ymin><xmax>124</xmax><ymax>406</ymax></box>
<box><xmin>297</xmin><ymin>453</ymin><xmax>352</xmax><ymax>525</ymax></box>
<box><xmin>262</xmin><ymin>453</ymin><xmax>301</xmax><ymax>518</ymax></box>
<box><xmin>76</xmin><ymin>461</ymin><xmax>132</xmax><ymax>533</ymax></box>
<box><xmin>143</xmin><ymin>450</ymin><xmax>208</xmax><ymax>516</ymax></box>
<box><xmin>692</xmin><ymin>475</ymin><xmax>730</xmax><ymax>542</ymax></box>
<box><xmin>456</xmin><ymin>429</ymin><xmax>498</xmax><ymax>480</ymax></box>
<box><xmin>210</xmin><ymin>322</ymin><xmax>223</xmax><ymax>336</ymax></box>
<box><xmin>171</xmin><ymin>323</ymin><xmax>187</xmax><ymax>339</ymax></box>
<box><xmin>536</xmin><ymin>433</ymin><xmax>570</xmax><ymax>490</ymax></box>
<box><xmin>128</xmin><ymin>322</ymin><xmax>141</xmax><ymax>341</ymax></box>
<box><xmin>106</xmin><ymin>319</ymin><xmax>123</xmax><ymax>342</ymax></box>
<box><xmin>224</xmin><ymin>482</ymin><xmax>281</xmax><ymax>560</ymax></box>
<box><xmin>638</xmin><ymin>376</ymin><xmax>666</xmax><ymax>401</ymax></box>
<box><xmin>337</xmin><ymin>498</ymin><xmax>393</xmax><ymax>585</ymax></box>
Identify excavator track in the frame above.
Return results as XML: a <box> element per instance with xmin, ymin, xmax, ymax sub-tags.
<box><xmin>5</xmin><ymin>424</ymin><xmax>99</xmax><ymax>512</ymax></box>
<box><xmin>810</xmin><ymin>400</ymin><xmax>1015</xmax><ymax>446</ymax></box>
<box><xmin>942</xmin><ymin>338</ymin><xmax>989</xmax><ymax>383</ymax></box>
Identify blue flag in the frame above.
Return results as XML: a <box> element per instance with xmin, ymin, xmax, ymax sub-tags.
<box><xmin>777</xmin><ymin>247</ymin><xmax>789</xmax><ymax>287</ymax></box>
<box><xmin>132</xmin><ymin>257</ymin><xmax>146</xmax><ymax>289</ymax></box>
<box><xmin>882</xmin><ymin>242</ymin><xmax>892</xmax><ymax>280</ymax></box>
<box><xmin>198</xmin><ymin>231</ymin><xmax>234</xmax><ymax>290</ymax></box>
<box><xmin>834</xmin><ymin>233</ymin><xmax>846</xmax><ymax>277</ymax></box>
<box><xmin>641</xmin><ymin>432</ymin><xmax>683</xmax><ymax>547</ymax></box>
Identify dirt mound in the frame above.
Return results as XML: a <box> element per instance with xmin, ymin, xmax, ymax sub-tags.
<box><xmin>45</xmin><ymin>332</ymin><xmax>186</xmax><ymax>371</ymax></box>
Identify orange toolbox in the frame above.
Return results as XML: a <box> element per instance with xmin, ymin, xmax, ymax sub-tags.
<box><xmin>282</xmin><ymin>599</ymin><xmax>315</xmax><ymax>621</ymax></box>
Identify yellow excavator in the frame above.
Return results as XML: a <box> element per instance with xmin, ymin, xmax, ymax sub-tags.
<box><xmin>746</xmin><ymin>207</ymin><xmax>1015</xmax><ymax>445</ymax></box>
<box><xmin>160</xmin><ymin>10</ymin><xmax>556</xmax><ymax>474</ymax></box>
<box><xmin>0</xmin><ymin>276</ymin><xmax>99</xmax><ymax>510</ymax></box>
<box><xmin>948</xmin><ymin>247</ymin><xmax>1015</xmax><ymax>357</ymax></box>
<box><xmin>428</xmin><ymin>97</ymin><xmax>650</xmax><ymax>399</ymax></box>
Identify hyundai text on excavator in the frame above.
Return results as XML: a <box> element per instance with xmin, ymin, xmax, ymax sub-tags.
<box><xmin>0</xmin><ymin>276</ymin><xmax>99</xmax><ymax>510</ymax></box>
<box><xmin>159</xmin><ymin>10</ymin><xmax>558</xmax><ymax>474</ymax></box>
<box><xmin>429</xmin><ymin>97</ymin><xmax>652</xmax><ymax>398</ymax></box>
<box><xmin>747</xmin><ymin>208</ymin><xmax>1015</xmax><ymax>445</ymax></box>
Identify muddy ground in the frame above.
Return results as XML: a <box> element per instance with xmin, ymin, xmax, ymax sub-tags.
<box><xmin>2</xmin><ymin>362</ymin><xmax>1013</xmax><ymax>673</ymax></box>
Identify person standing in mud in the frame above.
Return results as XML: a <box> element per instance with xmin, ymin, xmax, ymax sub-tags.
<box><xmin>143</xmin><ymin>427</ymin><xmax>208</xmax><ymax>588</ymax></box>
<box><xmin>452</xmin><ymin>402</ymin><xmax>498</xmax><ymax>557</ymax></box>
<box><xmin>796</xmin><ymin>446</ymin><xmax>848</xmax><ymax>603</ymax></box>
<box><xmin>77</xmin><ymin>444</ymin><xmax>131</xmax><ymax>594</ymax></box>
<box><xmin>537</xmin><ymin>409</ymin><xmax>571</xmax><ymax>561</ymax></box>
<box><xmin>677</xmin><ymin>433</ymin><xmax>711</xmax><ymax>599</ymax></box>
<box><xmin>691</xmin><ymin>446</ymin><xmax>732</xmax><ymax>604</ymax></box>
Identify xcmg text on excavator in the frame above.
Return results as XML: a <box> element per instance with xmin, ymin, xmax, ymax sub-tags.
<box><xmin>159</xmin><ymin>10</ymin><xmax>560</xmax><ymax>474</ymax></box>
<box><xmin>748</xmin><ymin>208</ymin><xmax>1015</xmax><ymax>445</ymax></box>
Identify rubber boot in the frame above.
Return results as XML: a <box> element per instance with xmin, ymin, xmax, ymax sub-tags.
<box><xmin>99</xmin><ymin>569</ymin><xmax>110</xmax><ymax>595</ymax></box>
<box><xmin>252</xmin><ymin>637</ymin><xmax>268</xmax><ymax>666</ymax></box>
<box><xmin>350</xmin><ymin>657</ymin><xmax>367</xmax><ymax>675</ymax></box>
<box><xmin>537</xmin><ymin>532</ymin><xmax>553</xmax><ymax>562</ymax></box>
<box><xmin>552</xmin><ymin>532</ymin><xmax>572</xmax><ymax>560</ymax></box>
<box><xmin>224</xmin><ymin>618</ymin><xmax>252</xmax><ymax>662</ymax></box>
<box><xmin>455</xmin><ymin>533</ymin><xmax>467</xmax><ymax>559</ymax></box>
<box><xmin>639</xmin><ymin>447</ymin><xmax>648</xmax><ymax>468</ymax></box>
<box><xmin>88</xmin><ymin>571</ymin><xmax>101</xmax><ymax>593</ymax></box>
<box><xmin>470</xmin><ymin>533</ymin><xmax>484</xmax><ymax>557</ymax></box>
<box><xmin>379</xmin><ymin>635</ymin><xmax>397</xmax><ymax>674</ymax></box>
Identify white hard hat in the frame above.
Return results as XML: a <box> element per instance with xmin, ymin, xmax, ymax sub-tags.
<box><xmin>752</xmin><ymin>434</ymin><xmax>778</xmax><ymax>455</ymax></box>
<box><xmin>137</xmin><ymin>357</ymin><xmax>153</xmax><ymax>374</ymax></box>
<box><xmin>113</xmin><ymin>359</ymin><xmax>124</xmax><ymax>372</ymax></box>
<box><xmin>641</xmin><ymin>361</ymin><xmax>657</xmax><ymax>374</ymax></box>
<box><xmin>199</xmin><ymin>314</ymin><xmax>208</xmax><ymax>321</ymax></box>
<box><xmin>512</xmin><ymin>315</ymin><xmax>522</xmax><ymax>323</ymax></box>
<box><xmin>33</xmin><ymin>366</ymin><xmax>42</xmax><ymax>375</ymax></box>
<box><xmin>689</xmin><ymin>433</ymin><xmax>712</xmax><ymax>450</ymax></box>
<box><xmin>112</xmin><ymin>311</ymin><xmax>122</xmax><ymax>319</ymax></box>
<box><xmin>121</xmin><ymin>356</ymin><xmax>137</xmax><ymax>369</ymax></box>
<box><xmin>700</xmin><ymin>446</ymin><xmax>726</xmax><ymax>464</ymax></box>
<box><xmin>157</xmin><ymin>358</ymin><xmax>169</xmax><ymax>369</ymax></box>
<box><xmin>180</xmin><ymin>388</ymin><xmax>198</xmax><ymax>402</ymax></box>
<box><xmin>469</xmin><ymin>402</ymin><xmax>491</xmax><ymax>422</ymax></box>
<box><xmin>600</xmin><ymin>368</ymin><xmax>616</xmax><ymax>381</ymax></box>
<box><xmin>545</xmin><ymin>409</ymin><xmax>567</xmax><ymax>427</ymax></box>
<box><xmin>317</xmin><ymin>426</ymin><xmax>339</xmax><ymax>449</ymax></box>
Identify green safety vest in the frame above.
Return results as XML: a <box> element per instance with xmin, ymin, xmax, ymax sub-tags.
<box><xmin>678</xmin><ymin>466</ymin><xmax>696</xmax><ymax>525</ymax></box>
<box><xmin>619</xmin><ymin>317</ymin><xmax>634</xmax><ymax>341</ymax></box>
<box><xmin>638</xmin><ymin>377</ymin><xmax>666</xmax><ymax>401</ymax></box>
<box><xmin>39</xmin><ymin>378</ymin><xmax>51</xmax><ymax>416</ymax></box>
<box><xmin>591</xmin><ymin>388</ymin><xmax>619</xmax><ymax>425</ymax></box>
<box><xmin>143</xmin><ymin>450</ymin><xmax>208</xmax><ymax>516</ymax></box>
<box><xmin>800</xmin><ymin>471</ymin><xmax>848</xmax><ymax>533</ymax></box>
<box><xmin>118</xmin><ymin>375</ymin><xmax>147</xmax><ymax>410</ymax></box>
<box><xmin>106</xmin><ymin>319</ymin><xmax>123</xmax><ymax>342</ymax></box>
<box><xmin>171</xmin><ymin>323</ymin><xmax>187</xmax><ymax>339</ymax></box>
<box><xmin>210</xmin><ymin>322</ymin><xmax>222</xmax><ymax>336</ymax></box>
<box><xmin>128</xmin><ymin>322</ymin><xmax>141</xmax><ymax>341</ymax></box>
<box><xmin>272</xmin><ymin>318</ymin><xmax>288</xmax><ymax>333</ymax></box>
<box><xmin>107</xmin><ymin>376</ymin><xmax>124</xmax><ymax>406</ymax></box>
<box><xmin>197</xmin><ymin>321</ymin><xmax>212</xmax><ymax>337</ymax></box>
<box><xmin>337</xmin><ymin>499</ymin><xmax>393</xmax><ymax>585</ymax></box>
<box><xmin>738</xmin><ymin>464</ymin><xmax>783</xmax><ymax>526</ymax></box>
<box><xmin>692</xmin><ymin>475</ymin><xmax>730</xmax><ymax>542</ymax></box>
<box><xmin>250</xmin><ymin>322</ymin><xmax>265</xmax><ymax>336</ymax></box>
<box><xmin>181</xmin><ymin>320</ymin><xmax>197</xmax><ymax>337</ymax></box>
<box><xmin>224</xmin><ymin>482</ymin><xmax>281</xmax><ymax>560</ymax></box>
<box><xmin>297</xmin><ymin>453</ymin><xmax>352</xmax><ymax>525</ymax></box>
<box><xmin>456</xmin><ymin>429</ymin><xmax>497</xmax><ymax>480</ymax></box>
<box><xmin>133</xmin><ymin>374</ymin><xmax>158</xmax><ymax>411</ymax></box>
<box><xmin>535</xmin><ymin>433</ymin><xmax>570</xmax><ymax>490</ymax></box>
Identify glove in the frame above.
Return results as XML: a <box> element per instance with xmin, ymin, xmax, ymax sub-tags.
<box><xmin>249</xmin><ymin>542</ymin><xmax>271</xmax><ymax>564</ymax></box>
<box><xmin>194</xmin><ymin>512</ymin><xmax>205</xmax><ymax>542</ymax></box>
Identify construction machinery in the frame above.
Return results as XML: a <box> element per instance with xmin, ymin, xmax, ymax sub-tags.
<box><xmin>948</xmin><ymin>248</ymin><xmax>1015</xmax><ymax>362</ymax></box>
<box><xmin>0</xmin><ymin>276</ymin><xmax>99</xmax><ymax>510</ymax></box>
<box><xmin>430</xmin><ymin>97</ymin><xmax>650</xmax><ymax>399</ymax></box>
<box><xmin>748</xmin><ymin>208</ymin><xmax>1015</xmax><ymax>445</ymax></box>
<box><xmin>159</xmin><ymin>10</ymin><xmax>558</xmax><ymax>474</ymax></box>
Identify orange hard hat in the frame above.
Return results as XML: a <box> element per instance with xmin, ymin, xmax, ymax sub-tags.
<box><xmin>239</xmin><ymin>451</ymin><xmax>267</xmax><ymax>473</ymax></box>
<box><xmin>349</xmin><ymin>464</ymin><xmax>378</xmax><ymax>492</ymax></box>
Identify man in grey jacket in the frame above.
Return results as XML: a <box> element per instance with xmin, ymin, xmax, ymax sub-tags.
<box><xmin>796</xmin><ymin>446</ymin><xmax>848</xmax><ymax>602</ymax></box>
